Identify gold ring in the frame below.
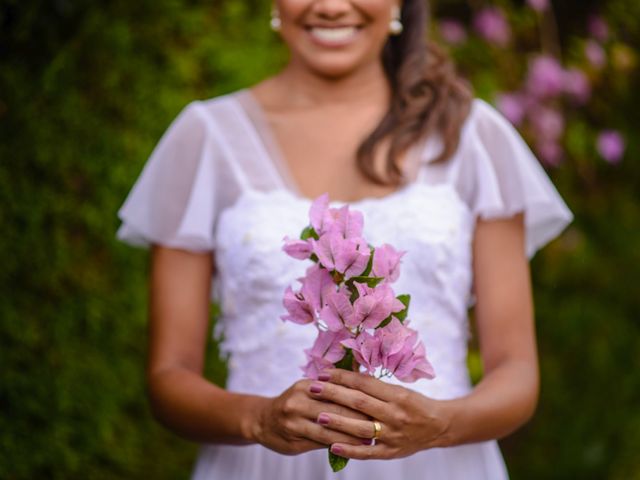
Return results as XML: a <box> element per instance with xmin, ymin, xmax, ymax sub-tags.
<box><xmin>372</xmin><ymin>420</ymin><xmax>382</xmax><ymax>440</ymax></box>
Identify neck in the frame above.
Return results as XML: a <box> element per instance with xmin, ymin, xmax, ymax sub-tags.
<box><xmin>272</xmin><ymin>58</ymin><xmax>390</xmax><ymax>108</ymax></box>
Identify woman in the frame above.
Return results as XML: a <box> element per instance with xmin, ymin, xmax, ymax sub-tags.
<box><xmin>117</xmin><ymin>1</ymin><xmax>572</xmax><ymax>478</ymax></box>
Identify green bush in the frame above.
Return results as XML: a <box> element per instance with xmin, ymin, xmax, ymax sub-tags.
<box><xmin>1</xmin><ymin>1</ymin><xmax>638</xmax><ymax>478</ymax></box>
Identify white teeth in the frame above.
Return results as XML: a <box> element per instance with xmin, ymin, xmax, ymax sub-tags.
<box><xmin>310</xmin><ymin>27</ymin><xmax>358</xmax><ymax>43</ymax></box>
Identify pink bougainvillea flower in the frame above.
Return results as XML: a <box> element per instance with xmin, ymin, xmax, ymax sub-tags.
<box><xmin>281</xmin><ymin>286</ymin><xmax>315</xmax><ymax>325</ymax></box>
<box><xmin>439</xmin><ymin>19</ymin><xmax>467</xmax><ymax>45</ymax></box>
<box><xmin>320</xmin><ymin>288</ymin><xmax>355</xmax><ymax>332</ymax></box>
<box><xmin>330</xmin><ymin>205</ymin><xmax>364</xmax><ymax>239</ymax></box>
<box><xmin>312</xmin><ymin>233</ymin><xmax>370</xmax><ymax>278</ymax></box>
<box><xmin>563</xmin><ymin>68</ymin><xmax>592</xmax><ymax>104</ymax></box>
<box><xmin>526</xmin><ymin>0</ymin><xmax>548</xmax><ymax>12</ymax></box>
<box><xmin>302</xmin><ymin>356</ymin><xmax>334</xmax><ymax>380</ymax></box>
<box><xmin>309</xmin><ymin>193</ymin><xmax>331</xmax><ymax>234</ymax></box>
<box><xmin>588</xmin><ymin>15</ymin><xmax>609</xmax><ymax>42</ymax></box>
<box><xmin>585</xmin><ymin>40</ymin><xmax>606</xmax><ymax>69</ymax></box>
<box><xmin>308</xmin><ymin>329</ymin><xmax>351</xmax><ymax>363</ymax></box>
<box><xmin>341</xmin><ymin>331</ymin><xmax>381</xmax><ymax>375</ymax></box>
<box><xmin>526</xmin><ymin>55</ymin><xmax>565</xmax><ymax>99</ymax></box>
<box><xmin>375</xmin><ymin>317</ymin><xmax>414</xmax><ymax>358</ymax></box>
<box><xmin>496</xmin><ymin>92</ymin><xmax>528</xmax><ymax>126</ymax></box>
<box><xmin>372</xmin><ymin>244</ymin><xmax>405</xmax><ymax>283</ymax></box>
<box><xmin>529</xmin><ymin>105</ymin><xmax>565</xmax><ymax>142</ymax></box>
<box><xmin>282</xmin><ymin>236</ymin><xmax>313</xmax><ymax>260</ymax></box>
<box><xmin>597</xmin><ymin>130</ymin><xmax>625</xmax><ymax>164</ymax></box>
<box><xmin>473</xmin><ymin>7</ymin><xmax>511</xmax><ymax>47</ymax></box>
<box><xmin>536</xmin><ymin>141</ymin><xmax>564</xmax><ymax>167</ymax></box>
<box><xmin>309</xmin><ymin>195</ymin><xmax>364</xmax><ymax>239</ymax></box>
<box><xmin>303</xmin><ymin>329</ymin><xmax>351</xmax><ymax>378</ymax></box>
<box><xmin>353</xmin><ymin>283</ymin><xmax>405</xmax><ymax>329</ymax></box>
<box><xmin>300</xmin><ymin>264</ymin><xmax>335</xmax><ymax>313</ymax></box>
<box><xmin>378</xmin><ymin>319</ymin><xmax>435</xmax><ymax>382</ymax></box>
<box><xmin>394</xmin><ymin>341</ymin><xmax>436</xmax><ymax>383</ymax></box>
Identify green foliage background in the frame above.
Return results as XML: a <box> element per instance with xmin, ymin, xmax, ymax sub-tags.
<box><xmin>1</xmin><ymin>0</ymin><xmax>638</xmax><ymax>478</ymax></box>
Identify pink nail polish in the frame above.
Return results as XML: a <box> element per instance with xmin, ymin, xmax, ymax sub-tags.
<box><xmin>361</xmin><ymin>439</ymin><xmax>372</xmax><ymax>445</ymax></box>
<box><xmin>317</xmin><ymin>413</ymin><xmax>330</xmax><ymax>425</ymax></box>
<box><xmin>331</xmin><ymin>445</ymin><xmax>344</xmax><ymax>455</ymax></box>
<box><xmin>318</xmin><ymin>372</ymin><xmax>331</xmax><ymax>382</ymax></box>
<box><xmin>310</xmin><ymin>383</ymin><xmax>323</xmax><ymax>394</ymax></box>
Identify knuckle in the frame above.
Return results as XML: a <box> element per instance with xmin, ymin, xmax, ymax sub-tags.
<box><xmin>358</xmin><ymin>422</ymin><xmax>373</xmax><ymax>438</ymax></box>
<box><xmin>281</xmin><ymin>398</ymin><xmax>297</xmax><ymax>415</ymax></box>
<box><xmin>352</xmin><ymin>393</ymin><xmax>369</xmax><ymax>412</ymax></box>
<box><xmin>351</xmin><ymin>374</ymin><xmax>365</xmax><ymax>390</ymax></box>
<box><xmin>393</xmin><ymin>410</ymin><xmax>410</xmax><ymax>427</ymax></box>
<box><xmin>294</xmin><ymin>380</ymin><xmax>310</xmax><ymax>392</ymax></box>
<box><xmin>395</xmin><ymin>388</ymin><xmax>411</xmax><ymax>403</ymax></box>
<box><xmin>281</xmin><ymin>418</ymin><xmax>297</xmax><ymax>434</ymax></box>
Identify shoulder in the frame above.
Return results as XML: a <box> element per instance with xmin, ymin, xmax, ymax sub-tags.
<box><xmin>196</xmin><ymin>89</ymin><xmax>247</xmax><ymax>119</ymax></box>
<box><xmin>461</xmin><ymin>98</ymin><xmax>516</xmax><ymax>143</ymax></box>
<box><xmin>453</xmin><ymin>97</ymin><xmax>534</xmax><ymax>173</ymax></box>
<box><xmin>169</xmin><ymin>90</ymin><xmax>246</xmax><ymax>130</ymax></box>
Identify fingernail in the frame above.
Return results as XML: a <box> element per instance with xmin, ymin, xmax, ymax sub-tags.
<box><xmin>317</xmin><ymin>413</ymin><xmax>330</xmax><ymax>425</ymax></box>
<box><xmin>310</xmin><ymin>383</ymin><xmax>323</xmax><ymax>394</ymax></box>
<box><xmin>318</xmin><ymin>372</ymin><xmax>331</xmax><ymax>382</ymax></box>
<box><xmin>361</xmin><ymin>438</ymin><xmax>372</xmax><ymax>445</ymax></box>
<box><xmin>331</xmin><ymin>445</ymin><xmax>344</xmax><ymax>455</ymax></box>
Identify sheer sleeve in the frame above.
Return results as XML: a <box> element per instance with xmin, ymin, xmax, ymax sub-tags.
<box><xmin>116</xmin><ymin>101</ymin><xmax>219</xmax><ymax>252</ymax></box>
<box><xmin>454</xmin><ymin>99</ymin><xmax>574</xmax><ymax>258</ymax></box>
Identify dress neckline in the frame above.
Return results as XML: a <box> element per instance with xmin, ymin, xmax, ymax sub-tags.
<box><xmin>231</xmin><ymin>88</ymin><xmax>429</xmax><ymax>206</ymax></box>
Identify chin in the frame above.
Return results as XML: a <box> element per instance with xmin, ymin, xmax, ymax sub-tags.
<box><xmin>292</xmin><ymin>43</ymin><xmax>381</xmax><ymax>79</ymax></box>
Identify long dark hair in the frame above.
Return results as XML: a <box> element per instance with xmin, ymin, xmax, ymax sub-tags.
<box><xmin>357</xmin><ymin>0</ymin><xmax>472</xmax><ymax>185</ymax></box>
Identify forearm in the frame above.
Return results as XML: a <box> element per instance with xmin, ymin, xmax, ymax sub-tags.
<box><xmin>436</xmin><ymin>359</ymin><xmax>539</xmax><ymax>447</ymax></box>
<box><xmin>147</xmin><ymin>366</ymin><xmax>268</xmax><ymax>444</ymax></box>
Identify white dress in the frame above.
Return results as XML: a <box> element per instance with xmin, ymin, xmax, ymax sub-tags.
<box><xmin>116</xmin><ymin>90</ymin><xmax>573</xmax><ymax>479</ymax></box>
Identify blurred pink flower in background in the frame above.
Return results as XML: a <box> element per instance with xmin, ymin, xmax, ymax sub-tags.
<box><xmin>530</xmin><ymin>105</ymin><xmax>565</xmax><ymax>142</ymax></box>
<box><xmin>588</xmin><ymin>15</ymin><xmax>609</xmax><ymax>42</ymax></box>
<box><xmin>563</xmin><ymin>68</ymin><xmax>592</xmax><ymax>104</ymax></box>
<box><xmin>597</xmin><ymin>131</ymin><xmax>625</xmax><ymax>164</ymax></box>
<box><xmin>536</xmin><ymin>141</ymin><xmax>564</xmax><ymax>166</ymax></box>
<box><xmin>497</xmin><ymin>93</ymin><xmax>528</xmax><ymax>126</ymax></box>
<box><xmin>585</xmin><ymin>40</ymin><xmax>606</xmax><ymax>68</ymax></box>
<box><xmin>473</xmin><ymin>7</ymin><xmax>511</xmax><ymax>46</ymax></box>
<box><xmin>527</xmin><ymin>55</ymin><xmax>565</xmax><ymax>98</ymax></box>
<box><xmin>526</xmin><ymin>0</ymin><xmax>549</xmax><ymax>13</ymax></box>
<box><xmin>439</xmin><ymin>19</ymin><xmax>467</xmax><ymax>45</ymax></box>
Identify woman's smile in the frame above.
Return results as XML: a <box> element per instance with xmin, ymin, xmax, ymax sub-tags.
<box><xmin>306</xmin><ymin>25</ymin><xmax>362</xmax><ymax>48</ymax></box>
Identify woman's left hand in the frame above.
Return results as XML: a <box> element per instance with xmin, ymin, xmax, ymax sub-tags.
<box><xmin>308</xmin><ymin>369</ymin><xmax>452</xmax><ymax>460</ymax></box>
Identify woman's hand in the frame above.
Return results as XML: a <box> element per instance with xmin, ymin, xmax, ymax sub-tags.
<box><xmin>308</xmin><ymin>369</ymin><xmax>452</xmax><ymax>460</ymax></box>
<box><xmin>249</xmin><ymin>379</ymin><xmax>374</xmax><ymax>456</ymax></box>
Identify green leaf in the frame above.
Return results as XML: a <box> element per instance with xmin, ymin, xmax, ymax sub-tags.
<box><xmin>334</xmin><ymin>349</ymin><xmax>354</xmax><ymax>371</ymax></box>
<box><xmin>300</xmin><ymin>225</ymin><xmax>319</xmax><ymax>241</ymax></box>
<box><xmin>395</xmin><ymin>294</ymin><xmax>411</xmax><ymax>321</ymax></box>
<box><xmin>349</xmin><ymin>284</ymin><xmax>360</xmax><ymax>303</ymax></box>
<box><xmin>347</xmin><ymin>276</ymin><xmax>385</xmax><ymax>288</ymax></box>
<box><xmin>329</xmin><ymin>450</ymin><xmax>349</xmax><ymax>472</ymax></box>
<box><xmin>377</xmin><ymin>315</ymin><xmax>393</xmax><ymax>329</ymax></box>
<box><xmin>359</xmin><ymin>246</ymin><xmax>375</xmax><ymax>276</ymax></box>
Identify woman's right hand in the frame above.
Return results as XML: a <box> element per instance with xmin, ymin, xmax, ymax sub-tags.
<box><xmin>248</xmin><ymin>379</ymin><xmax>371</xmax><ymax>455</ymax></box>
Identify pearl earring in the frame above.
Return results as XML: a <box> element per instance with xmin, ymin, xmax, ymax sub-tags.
<box><xmin>270</xmin><ymin>8</ymin><xmax>282</xmax><ymax>32</ymax></box>
<box><xmin>390</xmin><ymin>6</ymin><xmax>403</xmax><ymax>35</ymax></box>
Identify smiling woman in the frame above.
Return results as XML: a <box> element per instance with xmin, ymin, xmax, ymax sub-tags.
<box><xmin>116</xmin><ymin>0</ymin><xmax>573</xmax><ymax>479</ymax></box>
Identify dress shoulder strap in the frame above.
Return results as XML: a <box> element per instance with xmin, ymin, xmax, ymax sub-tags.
<box><xmin>198</xmin><ymin>92</ymin><xmax>287</xmax><ymax>193</ymax></box>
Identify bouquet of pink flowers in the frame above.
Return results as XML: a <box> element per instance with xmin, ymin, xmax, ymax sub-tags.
<box><xmin>281</xmin><ymin>194</ymin><xmax>435</xmax><ymax>471</ymax></box>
